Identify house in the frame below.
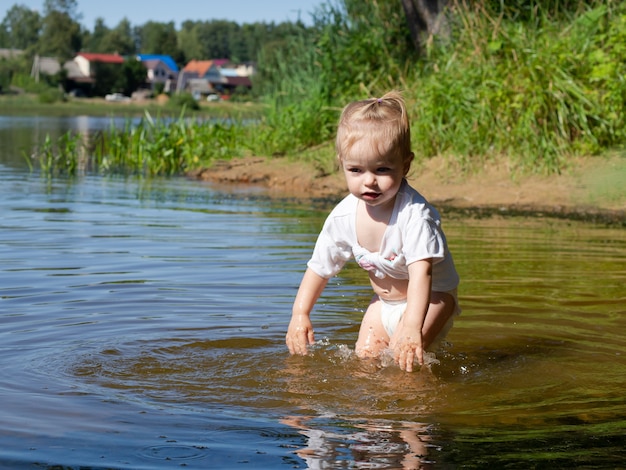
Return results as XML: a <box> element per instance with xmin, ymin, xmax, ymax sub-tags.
<box><xmin>0</xmin><ymin>48</ymin><xmax>23</xmax><ymax>59</ymax></box>
<box><xmin>73</xmin><ymin>52</ymin><xmax>125</xmax><ymax>79</ymax></box>
<box><xmin>30</xmin><ymin>55</ymin><xmax>61</xmax><ymax>82</ymax></box>
<box><xmin>137</xmin><ymin>54</ymin><xmax>178</xmax><ymax>93</ymax></box>
<box><xmin>177</xmin><ymin>59</ymin><xmax>253</xmax><ymax>97</ymax></box>
<box><xmin>219</xmin><ymin>67</ymin><xmax>253</xmax><ymax>93</ymax></box>
<box><xmin>28</xmin><ymin>54</ymin><xmax>90</xmax><ymax>90</ymax></box>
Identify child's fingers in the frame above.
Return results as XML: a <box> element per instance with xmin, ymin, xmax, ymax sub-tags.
<box><xmin>286</xmin><ymin>328</ymin><xmax>313</xmax><ymax>355</ymax></box>
<box><xmin>403</xmin><ymin>349</ymin><xmax>415</xmax><ymax>372</ymax></box>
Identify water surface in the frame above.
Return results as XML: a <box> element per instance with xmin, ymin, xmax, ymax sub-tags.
<box><xmin>1</xmin><ymin>115</ymin><xmax>625</xmax><ymax>468</ymax></box>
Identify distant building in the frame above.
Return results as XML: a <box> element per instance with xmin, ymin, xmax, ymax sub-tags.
<box><xmin>0</xmin><ymin>48</ymin><xmax>23</xmax><ymax>59</ymax></box>
<box><xmin>178</xmin><ymin>59</ymin><xmax>254</xmax><ymax>97</ymax></box>
<box><xmin>137</xmin><ymin>54</ymin><xmax>179</xmax><ymax>93</ymax></box>
<box><xmin>73</xmin><ymin>52</ymin><xmax>125</xmax><ymax>79</ymax></box>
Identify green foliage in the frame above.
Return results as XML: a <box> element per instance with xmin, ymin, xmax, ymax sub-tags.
<box><xmin>167</xmin><ymin>92</ymin><xmax>200</xmax><ymax>111</ymax></box>
<box><xmin>20</xmin><ymin>0</ymin><xmax>626</xmax><ymax>177</ymax></box>
<box><xmin>29</xmin><ymin>111</ymin><xmax>253</xmax><ymax>177</ymax></box>
<box><xmin>0</xmin><ymin>4</ymin><xmax>41</xmax><ymax>49</ymax></box>
<box><xmin>38</xmin><ymin>87</ymin><xmax>65</xmax><ymax>103</ymax></box>
<box><xmin>253</xmin><ymin>0</ymin><xmax>416</xmax><ymax>158</ymax></box>
<box><xmin>118</xmin><ymin>59</ymin><xmax>147</xmax><ymax>96</ymax></box>
<box><xmin>91</xmin><ymin>61</ymin><xmax>124</xmax><ymax>96</ymax></box>
<box><xmin>407</xmin><ymin>0</ymin><xmax>626</xmax><ymax>172</ymax></box>
<box><xmin>483</xmin><ymin>0</ymin><xmax>604</xmax><ymax>21</ymax></box>
<box><xmin>37</xmin><ymin>5</ymin><xmax>82</xmax><ymax>61</ymax></box>
<box><xmin>10</xmin><ymin>72</ymin><xmax>56</xmax><ymax>93</ymax></box>
<box><xmin>84</xmin><ymin>18</ymin><xmax>136</xmax><ymax>55</ymax></box>
<box><xmin>31</xmin><ymin>131</ymin><xmax>84</xmax><ymax>176</ymax></box>
<box><xmin>138</xmin><ymin>21</ymin><xmax>183</xmax><ymax>63</ymax></box>
<box><xmin>257</xmin><ymin>0</ymin><xmax>626</xmax><ymax>174</ymax></box>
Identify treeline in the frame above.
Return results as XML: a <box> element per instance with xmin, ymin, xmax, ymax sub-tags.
<box><xmin>0</xmin><ymin>0</ymin><xmax>311</xmax><ymax>64</ymax></box>
<box><xmin>10</xmin><ymin>0</ymin><xmax>626</xmax><ymax>177</ymax></box>
<box><xmin>258</xmin><ymin>0</ymin><xmax>626</xmax><ymax>173</ymax></box>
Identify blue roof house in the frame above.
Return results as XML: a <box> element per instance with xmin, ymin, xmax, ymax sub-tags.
<box><xmin>137</xmin><ymin>54</ymin><xmax>179</xmax><ymax>92</ymax></box>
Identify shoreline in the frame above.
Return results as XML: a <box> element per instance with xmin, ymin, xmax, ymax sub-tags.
<box><xmin>189</xmin><ymin>155</ymin><xmax>625</xmax><ymax>225</ymax></box>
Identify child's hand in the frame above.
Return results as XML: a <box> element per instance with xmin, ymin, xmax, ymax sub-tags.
<box><xmin>390</xmin><ymin>327</ymin><xmax>423</xmax><ymax>372</ymax></box>
<box><xmin>286</xmin><ymin>314</ymin><xmax>315</xmax><ymax>355</ymax></box>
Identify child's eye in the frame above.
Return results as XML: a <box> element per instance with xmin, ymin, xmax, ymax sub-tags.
<box><xmin>348</xmin><ymin>168</ymin><xmax>361</xmax><ymax>173</ymax></box>
<box><xmin>377</xmin><ymin>167</ymin><xmax>391</xmax><ymax>173</ymax></box>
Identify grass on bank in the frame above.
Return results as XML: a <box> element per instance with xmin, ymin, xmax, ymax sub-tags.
<box><xmin>25</xmin><ymin>110</ymin><xmax>258</xmax><ymax>177</ymax></box>
<box><xmin>19</xmin><ymin>1</ymin><xmax>626</xmax><ymax>179</ymax></box>
<box><xmin>0</xmin><ymin>93</ymin><xmax>264</xmax><ymax>119</ymax></box>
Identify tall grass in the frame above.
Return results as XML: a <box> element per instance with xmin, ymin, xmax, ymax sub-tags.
<box><xmin>255</xmin><ymin>0</ymin><xmax>626</xmax><ymax>174</ymax></box>
<box><xmin>409</xmin><ymin>1</ymin><xmax>626</xmax><ymax>172</ymax></box>
<box><xmin>28</xmin><ymin>111</ymin><xmax>253</xmax><ymax>177</ymax></box>
<box><xmin>30</xmin><ymin>0</ymin><xmax>626</xmax><ymax>177</ymax></box>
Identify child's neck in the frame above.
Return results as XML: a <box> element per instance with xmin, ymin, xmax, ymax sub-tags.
<box><xmin>356</xmin><ymin>197</ymin><xmax>396</xmax><ymax>252</ymax></box>
<box><xmin>363</xmin><ymin>196</ymin><xmax>396</xmax><ymax>222</ymax></box>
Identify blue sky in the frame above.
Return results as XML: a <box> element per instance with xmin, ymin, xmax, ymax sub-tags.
<box><xmin>3</xmin><ymin>0</ymin><xmax>323</xmax><ymax>28</ymax></box>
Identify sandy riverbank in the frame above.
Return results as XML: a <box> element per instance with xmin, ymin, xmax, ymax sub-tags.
<box><xmin>189</xmin><ymin>154</ymin><xmax>625</xmax><ymax>223</ymax></box>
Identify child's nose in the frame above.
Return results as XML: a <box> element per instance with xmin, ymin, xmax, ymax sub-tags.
<box><xmin>364</xmin><ymin>172</ymin><xmax>377</xmax><ymax>186</ymax></box>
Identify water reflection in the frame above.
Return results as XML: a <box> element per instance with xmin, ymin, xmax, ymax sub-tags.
<box><xmin>283</xmin><ymin>415</ymin><xmax>435</xmax><ymax>469</ymax></box>
<box><xmin>0</xmin><ymin>130</ymin><xmax>625</xmax><ymax>467</ymax></box>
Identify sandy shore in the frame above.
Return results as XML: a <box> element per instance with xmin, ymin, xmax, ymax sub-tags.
<box><xmin>189</xmin><ymin>155</ymin><xmax>625</xmax><ymax>223</ymax></box>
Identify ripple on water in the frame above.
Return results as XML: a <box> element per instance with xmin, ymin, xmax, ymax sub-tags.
<box><xmin>30</xmin><ymin>332</ymin><xmax>450</xmax><ymax>423</ymax></box>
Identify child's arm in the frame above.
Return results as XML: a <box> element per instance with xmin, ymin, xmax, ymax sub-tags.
<box><xmin>286</xmin><ymin>268</ymin><xmax>329</xmax><ymax>355</ymax></box>
<box><xmin>390</xmin><ymin>259</ymin><xmax>432</xmax><ymax>371</ymax></box>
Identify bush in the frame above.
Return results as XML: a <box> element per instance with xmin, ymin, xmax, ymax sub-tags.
<box><xmin>168</xmin><ymin>92</ymin><xmax>200</xmax><ymax>111</ymax></box>
<box><xmin>38</xmin><ymin>88</ymin><xmax>66</xmax><ymax>104</ymax></box>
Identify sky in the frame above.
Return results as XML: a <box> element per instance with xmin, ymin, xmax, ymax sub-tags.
<box><xmin>3</xmin><ymin>0</ymin><xmax>323</xmax><ymax>28</ymax></box>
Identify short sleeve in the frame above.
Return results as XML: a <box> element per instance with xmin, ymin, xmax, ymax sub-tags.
<box><xmin>402</xmin><ymin>217</ymin><xmax>446</xmax><ymax>266</ymax></box>
<box><xmin>307</xmin><ymin>219</ymin><xmax>353</xmax><ymax>278</ymax></box>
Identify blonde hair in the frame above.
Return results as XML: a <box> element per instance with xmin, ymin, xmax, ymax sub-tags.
<box><xmin>335</xmin><ymin>90</ymin><xmax>412</xmax><ymax>170</ymax></box>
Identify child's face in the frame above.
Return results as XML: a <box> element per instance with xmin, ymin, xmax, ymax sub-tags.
<box><xmin>341</xmin><ymin>138</ymin><xmax>410</xmax><ymax>210</ymax></box>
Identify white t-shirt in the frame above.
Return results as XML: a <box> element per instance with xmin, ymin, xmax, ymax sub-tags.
<box><xmin>307</xmin><ymin>180</ymin><xmax>459</xmax><ymax>292</ymax></box>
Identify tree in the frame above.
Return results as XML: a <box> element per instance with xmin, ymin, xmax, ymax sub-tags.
<box><xmin>0</xmin><ymin>5</ymin><xmax>42</xmax><ymax>50</ymax></box>
<box><xmin>83</xmin><ymin>17</ymin><xmax>109</xmax><ymax>52</ymax></box>
<box><xmin>177</xmin><ymin>21</ymin><xmax>203</xmax><ymax>60</ymax></box>
<box><xmin>400</xmin><ymin>0</ymin><xmax>448</xmax><ymax>55</ymax></box>
<box><xmin>195</xmin><ymin>20</ymin><xmax>238</xmax><ymax>60</ymax></box>
<box><xmin>116</xmin><ymin>58</ymin><xmax>146</xmax><ymax>95</ymax></box>
<box><xmin>137</xmin><ymin>21</ymin><xmax>180</xmax><ymax>57</ymax></box>
<box><xmin>38</xmin><ymin>0</ymin><xmax>82</xmax><ymax>60</ymax></box>
<box><xmin>100</xmin><ymin>18</ymin><xmax>136</xmax><ymax>55</ymax></box>
<box><xmin>91</xmin><ymin>61</ymin><xmax>122</xmax><ymax>95</ymax></box>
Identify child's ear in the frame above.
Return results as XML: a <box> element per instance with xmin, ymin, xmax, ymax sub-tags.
<box><xmin>403</xmin><ymin>152</ymin><xmax>414</xmax><ymax>175</ymax></box>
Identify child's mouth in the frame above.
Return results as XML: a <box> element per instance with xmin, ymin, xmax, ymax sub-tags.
<box><xmin>362</xmin><ymin>192</ymin><xmax>381</xmax><ymax>200</ymax></box>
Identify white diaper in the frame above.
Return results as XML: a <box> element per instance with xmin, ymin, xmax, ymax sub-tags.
<box><xmin>379</xmin><ymin>289</ymin><xmax>461</xmax><ymax>347</ymax></box>
<box><xmin>379</xmin><ymin>298</ymin><xmax>408</xmax><ymax>338</ymax></box>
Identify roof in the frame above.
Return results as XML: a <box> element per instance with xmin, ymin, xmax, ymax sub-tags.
<box><xmin>182</xmin><ymin>60</ymin><xmax>215</xmax><ymax>76</ymax></box>
<box><xmin>77</xmin><ymin>52</ymin><xmax>124</xmax><ymax>64</ymax></box>
<box><xmin>137</xmin><ymin>54</ymin><xmax>179</xmax><ymax>72</ymax></box>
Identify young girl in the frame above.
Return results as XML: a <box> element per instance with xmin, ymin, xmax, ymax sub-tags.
<box><xmin>286</xmin><ymin>91</ymin><xmax>460</xmax><ymax>372</ymax></box>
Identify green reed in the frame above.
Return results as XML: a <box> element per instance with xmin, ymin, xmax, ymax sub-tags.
<box><xmin>31</xmin><ymin>111</ymin><xmax>253</xmax><ymax>177</ymax></box>
<box><xmin>29</xmin><ymin>1</ymin><xmax>626</xmax><ymax>177</ymax></box>
<box><xmin>407</xmin><ymin>1</ymin><xmax>626</xmax><ymax>172</ymax></box>
<box><xmin>257</xmin><ymin>0</ymin><xmax>625</xmax><ymax>174</ymax></box>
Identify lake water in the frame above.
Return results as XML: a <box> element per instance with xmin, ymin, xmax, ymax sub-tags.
<box><xmin>1</xmin><ymin>115</ymin><xmax>625</xmax><ymax>469</ymax></box>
